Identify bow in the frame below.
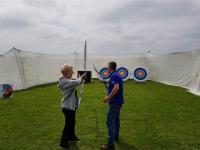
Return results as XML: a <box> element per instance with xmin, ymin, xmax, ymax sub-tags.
<box><xmin>93</xmin><ymin>64</ymin><xmax>108</xmax><ymax>89</ymax></box>
<box><xmin>78</xmin><ymin>40</ymin><xmax>87</xmax><ymax>106</ymax></box>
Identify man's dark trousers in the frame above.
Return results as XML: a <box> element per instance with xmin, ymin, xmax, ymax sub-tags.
<box><xmin>107</xmin><ymin>104</ymin><xmax>122</xmax><ymax>145</ymax></box>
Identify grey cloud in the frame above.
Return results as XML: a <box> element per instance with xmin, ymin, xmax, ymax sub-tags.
<box><xmin>23</xmin><ymin>0</ymin><xmax>57</xmax><ymax>8</ymax></box>
<box><xmin>0</xmin><ymin>17</ymin><xmax>33</xmax><ymax>29</ymax></box>
<box><xmin>186</xmin><ymin>33</ymin><xmax>200</xmax><ymax>39</ymax></box>
<box><xmin>123</xmin><ymin>35</ymin><xmax>146</xmax><ymax>41</ymax></box>
<box><xmin>38</xmin><ymin>31</ymin><xmax>62</xmax><ymax>40</ymax></box>
<box><xmin>0</xmin><ymin>0</ymin><xmax>199</xmax><ymax>54</ymax></box>
<box><xmin>102</xmin><ymin>0</ymin><xmax>200</xmax><ymax>23</ymax></box>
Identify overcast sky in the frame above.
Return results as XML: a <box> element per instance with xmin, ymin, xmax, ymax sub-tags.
<box><xmin>0</xmin><ymin>0</ymin><xmax>200</xmax><ymax>54</ymax></box>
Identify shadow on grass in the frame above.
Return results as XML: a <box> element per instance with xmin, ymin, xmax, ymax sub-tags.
<box><xmin>70</xmin><ymin>141</ymin><xmax>80</xmax><ymax>150</ymax></box>
<box><xmin>116</xmin><ymin>138</ymin><xmax>138</xmax><ymax>150</ymax></box>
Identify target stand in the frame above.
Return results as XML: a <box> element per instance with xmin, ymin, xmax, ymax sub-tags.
<box><xmin>77</xmin><ymin>71</ymin><xmax>92</xmax><ymax>83</ymax></box>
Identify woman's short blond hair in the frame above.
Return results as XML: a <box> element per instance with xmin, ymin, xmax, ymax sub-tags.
<box><xmin>61</xmin><ymin>64</ymin><xmax>73</xmax><ymax>75</ymax></box>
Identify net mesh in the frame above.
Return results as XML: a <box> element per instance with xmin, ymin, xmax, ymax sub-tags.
<box><xmin>0</xmin><ymin>47</ymin><xmax>199</xmax><ymax>95</ymax></box>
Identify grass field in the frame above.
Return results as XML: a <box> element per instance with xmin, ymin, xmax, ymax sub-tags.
<box><xmin>0</xmin><ymin>80</ymin><xmax>200</xmax><ymax>150</ymax></box>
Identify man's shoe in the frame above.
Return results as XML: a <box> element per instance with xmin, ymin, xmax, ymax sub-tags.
<box><xmin>61</xmin><ymin>148</ymin><xmax>69</xmax><ymax>150</ymax></box>
<box><xmin>60</xmin><ymin>143</ymin><xmax>70</xmax><ymax>149</ymax></box>
<box><xmin>69</xmin><ymin>136</ymin><xmax>80</xmax><ymax>141</ymax></box>
<box><xmin>60</xmin><ymin>146</ymin><xmax>70</xmax><ymax>150</ymax></box>
<box><xmin>100</xmin><ymin>144</ymin><xmax>115</xmax><ymax>150</ymax></box>
<box><xmin>115</xmin><ymin>137</ymin><xmax>119</xmax><ymax>142</ymax></box>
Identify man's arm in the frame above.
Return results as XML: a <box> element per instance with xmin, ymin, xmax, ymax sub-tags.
<box><xmin>104</xmin><ymin>83</ymin><xmax>119</xmax><ymax>103</ymax></box>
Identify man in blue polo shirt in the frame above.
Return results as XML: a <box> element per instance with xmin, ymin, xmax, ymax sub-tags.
<box><xmin>101</xmin><ymin>61</ymin><xmax>124</xmax><ymax>150</ymax></box>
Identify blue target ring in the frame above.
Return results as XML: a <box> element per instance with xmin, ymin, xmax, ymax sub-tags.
<box><xmin>117</xmin><ymin>67</ymin><xmax>130</xmax><ymax>81</ymax></box>
<box><xmin>100</xmin><ymin>67</ymin><xmax>110</xmax><ymax>81</ymax></box>
<box><xmin>2</xmin><ymin>84</ymin><xmax>13</xmax><ymax>98</ymax></box>
<box><xmin>133</xmin><ymin>68</ymin><xmax>148</xmax><ymax>82</ymax></box>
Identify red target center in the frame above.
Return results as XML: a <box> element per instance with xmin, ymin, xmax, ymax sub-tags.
<box><xmin>103</xmin><ymin>72</ymin><xmax>109</xmax><ymax>76</ymax></box>
<box><xmin>138</xmin><ymin>71</ymin><xmax>143</xmax><ymax>76</ymax></box>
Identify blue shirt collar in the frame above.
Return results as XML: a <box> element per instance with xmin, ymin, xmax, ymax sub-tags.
<box><xmin>109</xmin><ymin>71</ymin><xmax>116</xmax><ymax>77</ymax></box>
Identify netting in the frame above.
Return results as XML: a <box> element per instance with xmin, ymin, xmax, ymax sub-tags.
<box><xmin>0</xmin><ymin>47</ymin><xmax>199</xmax><ymax>95</ymax></box>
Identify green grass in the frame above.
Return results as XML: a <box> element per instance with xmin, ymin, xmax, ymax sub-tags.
<box><xmin>0</xmin><ymin>80</ymin><xmax>200</xmax><ymax>150</ymax></box>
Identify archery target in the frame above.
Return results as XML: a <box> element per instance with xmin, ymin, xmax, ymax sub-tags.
<box><xmin>0</xmin><ymin>84</ymin><xmax>13</xmax><ymax>98</ymax></box>
<box><xmin>117</xmin><ymin>67</ymin><xmax>130</xmax><ymax>81</ymax></box>
<box><xmin>99</xmin><ymin>67</ymin><xmax>110</xmax><ymax>81</ymax></box>
<box><xmin>133</xmin><ymin>68</ymin><xmax>148</xmax><ymax>82</ymax></box>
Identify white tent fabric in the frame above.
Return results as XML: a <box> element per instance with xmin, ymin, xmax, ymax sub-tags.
<box><xmin>0</xmin><ymin>47</ymin><xmax>200</xmax><ymax>95</ymax></box>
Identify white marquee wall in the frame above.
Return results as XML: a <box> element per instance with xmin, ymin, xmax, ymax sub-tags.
<box><xmin>0</xmin><ymin>47</ymin><xmax>199</xmax><ymax>95</ymax></box>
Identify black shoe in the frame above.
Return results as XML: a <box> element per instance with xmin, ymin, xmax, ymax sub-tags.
<box><xmin>69</xmin><ymin>136</ymin><xmax>80</xmax><ymax>141</ymax></box>
<box><xmin>100</xmin><ymin>144</ymin><xmax>115</xmax><ymax>150</ymax></box>
<box><xmin>115</xmin><ymin>137</ymin><xmax>119</xmax><ymax>142</ymax></box>
<box><xmin>60</xmin><ymin>145</ymin><xmax>70</xmax><ymax>150</ymax></box>
<box><xmin>61</xmin><ymin>147</ymin><xmax>69</xmax><ymax>150</ymax></box>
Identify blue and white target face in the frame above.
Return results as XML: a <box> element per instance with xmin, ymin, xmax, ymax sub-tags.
<box><xmin>133</xmin><ymin>68</ymin><xmax>148</xmax><ymax>82</ymax></box>
<box><xmin>117</xmin><ymin>67</ymin><xmax>130</xmax><ymax>81</ymax></box>
<box><xmin>99</xmin><ymin>67</ymin><xmax>110</xmax><ymax>81</ymax></box>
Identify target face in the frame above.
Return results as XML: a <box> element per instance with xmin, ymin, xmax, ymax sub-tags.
<box><xmin>133</xmin><ymin>68</ymin><xmax>148</xmax><ymax>82</ymax></box>
<box><xmin>0</xmin><ymin>84</ymin><xmax>13</xmax><ymax>98</ymax></box>
<box><xmin>99</xmin><ymin>67</ymin><xmax>110</xmax><ymax>81</ymax></box>
<box><xmin>117</xmin><ymin>67</ymin><xmax>130</xmax><ymax>81</ymax></box>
